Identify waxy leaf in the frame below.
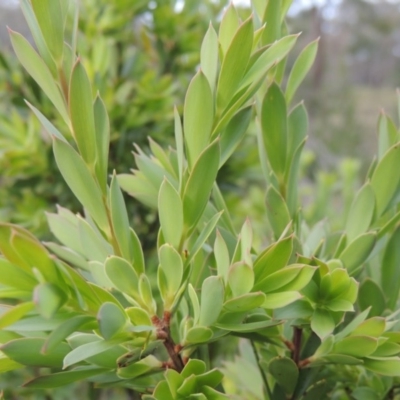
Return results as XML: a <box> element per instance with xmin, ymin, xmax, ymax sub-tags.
<box><xmin>286</xmin><ymin>39</ymin><xmax>319</xmax><ymax>105</ymax></box>
<box><xmin>185</xmin><ymin>326</ymin><xmax>213</xmax><ymax>344</ymax></box>
<box><xmin>159</xmin><ymin>179</ymin><xmax>183</xmax><ymax>249</ymax></box>
<box><xmin>261</xmin><ymin>83</ymin><xmax>287</xmax><ymax>177</ymax></box>
<box><xmin>222</xmin><ymin>292</ymin><xmax>266</xmax><ymax>313</ymax></box>
<box><xmin>217</xmin><ymin>16</ymin><xmax>254</xmax><ymax>109</ymax></box>
<box><xmin>265</xmin><ymin>186</ymin><xmax>291</xmax><ymax>239</ymax></box>
<box><xmin>117</xmin><ymin>355</ymin><xmax>162</xmax><ymax>379</ymax></box>
<box><xmin>199</xmin><ymin>276</ymin><xmax>224</xmax><ymax>327</ymax></box>
<box><xmin>69</xmin><ymin>59</ymin><xmax>97</xmax><ymax>165</ymax></box>
<box><xmin>1</xmin><ymin>338</ymin><xmax>70</xmax><ymax>368</ymax></box>
<box><xmin>263</xmin><ymin>291</ymin><xmax>302</xmax><ymax>309</ymax></box>
<box><xmin>346</xmin><ymin>183</ymin><xmax>376</xmax><ymax>242</ymax></box>
<box><xmin>0</xmin><ymin>302</ymin><xmax>34</xmax><ymax>329</ymax></box>
<box><xmin>34</xmin><ymin>283</ymin><xmax>67</xmax><ymax>319</ymax></box>
<box><xmin>105</xmin><ymin>256</ymin><xmax>138</xmax><ymax>298</ymax></box>
<box><xmin>339</xmin><ymin>232</ymin><xmax>376</xmax><ymax>274</ymax></box>
<box><xmin>158</xmin><ymin>244</ymin><xmax>183</xmax><ymax>308</ymax></box>
<box><xmin>53</xmin><ymin>138</ymin><xmax>109</xmax><ymax>232</ymax></box>
<box><xmin>311</xmin><ymin>309</ymin><xmax>335</xmax><ymax>339</ymax></box>
<box><xmin>31</xmin><ymin>0</ymin><xmax>64</xmax><ymax>62</ymax></box>
<box><xmin>218</xmin><ymin>3</ymin><xmax>240</xmax><ymax>55</ymax></box>
<box><xmin>334</xmin><ymin>336</ymin><xmax>378</xmax><ymax>358</ymax></box>
<box><xmin>269</xmin><ymin>357</ymin><xmax>298</xmax><ymax>396</ymax></box>
<box><xmin>364</xmin><ymin>358</ymin><xmax>400</xmax><ymax>376</ymax></box>
<box><xmin>184</xmin><ymin>70</ymin><xmax>214</xmax><ymax>168</ymax></box>
<box><xmin>228</xmin><ymin>262</ymin><xmax>254</xmax><ymax>297</ymax></box>
<box><xmin>98</xmin><ymin>302</ymin><xmax>127</xmax><ymax>340</ymax></box>
<box><xmin>261</xmin><ymin>0</ymin><xmax>281</xmax><ymax>44</ymax></box>
<box><xmin>381</xmin><ymin>226</ymin><xmax>400</xmax><ymax>310</ymax></box>
<box><xmin>9</xmin><ymin>30</ymin><xmax>68</xmax><ymax>123</ymax></box>
<box><xmin>183</xmin><ymin>140</ymin><xmax>220</xmax><ymax>230</ymax></box>
<box><xmin>24</xmin><ymin>367</ymin><xmax>108</xmax><ymax>389</ymax></box>
<box><xmin>358</xmin><ymin>279</ymin><xmax>386</xmax><ymax>317</ymax></box>
<box><xmin>370</xmin><ymin>143</ymin><xmax>400</xmax><ymax>217</ymax></box>
<box><xmin>201</xmin><ymin>23</ymin><xmax>219</xmax><ymax>93</ymax></box>
<box><xmin>110</xmin><ymin>174</ymin><xmax>131</xmax><ymax>262</ymax></box>
<box><xmin>214</xmin><ymin>231</ymin><xmax>230</xmax><ymax>284</ymax></box>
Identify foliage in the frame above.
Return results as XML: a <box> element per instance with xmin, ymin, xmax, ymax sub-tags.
<box><xmin>1</xmin><ymin>1</ymin><xmax>400</xmax><ymax>399</ymax></box>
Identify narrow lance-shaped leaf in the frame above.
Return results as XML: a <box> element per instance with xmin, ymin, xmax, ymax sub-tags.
<box><xmin>98</xmin><ymin>302</ymin><xmax>127</xmax><ymax>340</ymax></box>
<box><xmin>201</xmin><ymin>23</ymin><xmax>219</xmax><ymax>93</ymax></box>
<box><xmin>184</xmin><ymin>70</ymin><xmax>214</xmax><ymax>169</ymax></box>
<box><xmin>183</xmin><ymin>139</ymin><xmax>220</xmax><ymax>231</ymax></box>
<box><xmin>174</xmin><ymin>107</ymin><xmax>184</xmax><ymax>190</ymax></box>
<box><xmin>9</xmin><ymin>30</ymin><xmax>68</xmax><ymax>124</ymax></box>
<box><xmin>378</xmin><ymin>112</ymin><xmax>398</xmax><ymax>160</ymax></box>
<box><xmin>345</xmin><ymin>183</ymin><xmax>375</xmax><ymax>242</ymax></box>
<box><xmin>285</xmin><ymin>39</ymin><xmax>319</xmax><ymax>105</ymax></box>
<box><xmin>218</xmin><ymin>3</ymin><xmax>240</xmax><ymax>56</ymax></box>
<box><xmin>158</xmin><ymin>179</ymin><xmax>183</xmax><ymax>249</ymax></box>
<box><xmin>265</xmin><ymin>186</ymin><xmax>291</xmax><ymax>240</ymax></box>
<box><xmin>217</xmin><ymin>16</ymin><xmax>254</xmax><ymax>110</ymax></box>
<box><xmin>31</xmin><ymin>0</ymin><xmax>64</xmax><ymax>63</ymax></box>
<box><xmin>370</xmin><ymin>143</ymin><xmax>400</xmax><ymax>217</ymax></box>
<box><xmin>69</xmin><ymin>59</ymin><xmax>97</xmax><ymax>166</ymax></box>
<box><xmin>94</xmin><ymin>95</ymin><xmax>110</xmax><ymax>193</ymax></box>
<box><xmin>261</xmin><ymin>83</ymin><xmax>287</xmax><ymax>177</ymax></box>
<box><xmin>52</xmin><ymin>137</ymin><xmax>109</xmax><ymax>233</ymax></box>
<box><xmin>199</xmin><ymin>276</ymin><xmax>224</xmax><ymax>327</ymax></box>
<box><xmin>110</xmin><ymin>173</ymin><xmax>132</xmax><ymax>261</ymax></box>
<box><xmin>262</xmin><ymin>0</ymin><xmax>281</xmax><ymax>45</ymax></box>
<box><xmin>381</xmin><ymin>226</ymin><xmax>400</xmax><ymax>310</ymax></box>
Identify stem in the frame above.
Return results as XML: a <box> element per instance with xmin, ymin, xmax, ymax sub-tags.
<box><xmin>292</xmin><ymin>327</ymin><xmax>303</xmax><ymax>365</ymax></box>
<box><xmin>153</xmin><ymin>312</ymin><xmax>185</xmax><ymax>372</ymax></box>
<box><xmin>251</xmin><ymin>340</ymin><xmax>272</xmax><ymax>400</ymax></box>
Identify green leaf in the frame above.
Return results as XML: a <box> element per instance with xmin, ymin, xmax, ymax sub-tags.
<box><xmin>97</xmin><ymin>302</ymin><xmax>127</xmax><ymax>340</ymax></box>
<box><xmin>25</xmin><ymin>100</ymin><xmax>66</xmax><ymax>142</ymax></box>
<box><xmin>261</xmin><ymin>0</ymin><xmax>281</xmax><ymax>44</ymax></box>
<box><xmin>63</xmin><ymin>337</ymin><xmax>123</xmax><ymax>369</ymax></box>
<box><xmin>215</xmin><ymin>318</ymin><xmax>281</xmax><ymax>333</ymax></box>
<box><xmin>286</xmin><ymin>39</ymin><xmax>319</xmax><ymax>105</ymax></box>
<box><xmin>185</xmin><ymin>326</ymin><xmax>213</xmax><ymax>344</ymax></box>
<box><xmin>31</xmin><ymin>0</ymin><xmax>64</xmax><ymax>62</ymax></box>
<box><xmin>311</xmin><ymin>309</ymin><xmax>335</xmax><ymax>339</ymax></box>
<box><xmin>381</xmin><ymin>226</ymin><xmax>400</xmax><ymax>310</ymax></box>
<box><xmin>364</xmin><ymin>357</ymin><xmax>400</xmax><ymax>376</ymax></box>
<box><xmin>269</xmin><ymin>357</ymin><xmax>299</xmax><ymax>396</ymax></box>
<box><xmin>0</xmin><ymin>302</ymin><xmax>34</xmax><ymax>329</ymax></box>
<box><xmin>188</xmin><ymin>284</ymin><xmax>200</xmax><ymax>325</ymax></box>
<box><xmin>69</xmin><ymin>59</ymin><xmax>97</xmax><ymax>165</ymax></box>
<box><xmin>214</xmin><ymin>231</ymin><xmax>230</xmax><ymax>284</ymax></box>
<box><xmin>378</xmin><ymin>112</ymin><xmax>398</xmax><ymax>160</ymax></box>
<box><xmin>240</xmin><ymin>34</ymin><xmax>299</xmax><ymax>90</ymax></box>
<box><xmin>1</xmin><ymin>338</ymin><xmax>70</xmax><ymax>368</ymax></box>
<box><xmin>53</xmin><ymin>137</ymin><xmax>109</xmax><ymax>232</ymax></box>
<box><xmin>201</xmin><ymin>23</ymin><xmax>219</xmax><ymax>93</ymax></box>
<box><xmin>358</xmin><ymin>279</ymin><xmax>386</xmax><ymax>317</ymax></box>
<box><xmin>351</xmin><ymin>317</ymin><xmax>386</xmax><ymax>338</ymax></box>
<box><xmin>262</xmin><ymin>291</ymin><xmax>302</xmax><ymax>309</ymax></box>
<box><xmin>222</xmin><ymin>292</ymin><xmax>266</xmax><ymax>313</ymax></box>
<box><xmin>43</xmin><ymin>315</ymin><xmax>95</xmax><ymax>353</ymax></box>
<box><xmin>93</xmin><ymin>95</ymin><xmax>110</xmax><ymax>193</ymax></box>
<box><xmin>130</xmin><ymin>228</ymin><xmax>145</xmax><ymax>275</ymax></box>
<box><xmin>9</xmin><ymin>29</ymin><xmax>68</xmax><ymax>124</ymax></box>
<box><xmin>370</xmin><ymin>143</ymin><xmax>400</xmax><ymax>217</ymax></box>
<box><xmin>199</xmin><ymin>276</ymin><xmax>224</xmax><ymax>327</ymax></box>
<box><xmin>261</xmin><ymin>83</ymin><xmax>287</xmax><ymax>177</ymax></box>
<box><xmin>218</xmin><ymin>3</ymin><xmax>240</xmax><ymax>56</ymax></box>
<box><xmin>24</xmin><ymin>367</ymin><xmax>109</xmax><ymax>389</ymax></box>
<box><xmin>217</xmin><ymin>16</ymin><xmax>254</xmax><ymax>109</ymax></box>
<box><xmin>183</xmin><ymin>140</ymin><xmax>220</xmax><ymax>230</ymax></box>
<box><xmin>159</xmin><ymin>179</ymin><xmax>183</xmax><ymax>249</ymax></box>
<box><xmin>228</xmin><ymin>262</ymin><xmax>254</xmax><ymax>297</ymax></box>
<box><xmin>254</xmin><ymin>235</ymin><xmax>293</xmax><ymax>281</ymax></box>
<box><xmin>345</xmin><ymin>183</ymin><xmax>376</xmax><ymax>242</ymax></box>
<box><xmin>339</xmin><ymin>232</ymin><xmax>376</xmax><ymax>274</ymax></box>
<box><xmin>158</xmin><ymin>244</ymin><xmax>183</xmax><ymax>308</ymax></box>
<box><xmin>117</xmin><ymin>355</ymin><xmax>162</xmax><ymax>379</ymax></box>
<box><xmin>265</xmin><ymin>186</ymin><xmax>291</xmax><ymax>239</ymax></box>
<box><xmin>153</xmin><ymin>381</ymin><xmax>174</xmax><ymax>400</ymax></box>
<box><xmin>105</xmin><ymin>256</ymin><xmax>139</xmax><ymax>298</ymax></box>
<box><xmin>220</xmin><ymin>106</ymin><xmax>253</xmax><ymax>166</ymax></box>
<box><xmin>110</xmin><ymin>174</ymin><xmax>131</xmax><ymax>261</ymax></box>
<box><xmin>184</xmin><ymin>70</ymin><xmax>214</xmax><ymax>168</ymax></box>
<box><xmin>0</xmin><ymin>257</ymin><xmax>37</xmax><ymax>291</ymax></box>
<box><xmin>139</xmin><ymin>274</ymin><xmax>156</xmax><ymax>315</ymax></box>
<box><xmin>34</xmin><ymin>283</ymin><xmax>67</xmax><ymax>319</ymax></box>
<box><xmin>334</xmin><ymin>336</ymin><xmax>378</xmax><ymax>358</ymax></box>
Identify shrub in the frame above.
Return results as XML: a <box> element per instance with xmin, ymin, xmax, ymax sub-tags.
<box><xmin>1</xmin><ymin>1</ymin><xmax>400</xmax><ymax>399</ymax></box>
